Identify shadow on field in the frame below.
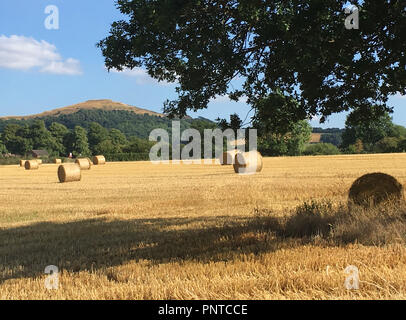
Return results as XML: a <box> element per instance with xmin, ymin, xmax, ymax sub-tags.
<box><xmin>2</xmin><ymin>200</ymin><xmax>405</xmax><ymax>283</ymax></box>
<box><xmin>0</xmin><ymin>215</ymin><xmax>283</xmax><ymax>283</ymax></box>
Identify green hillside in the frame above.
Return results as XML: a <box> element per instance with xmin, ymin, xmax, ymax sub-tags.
<box><xmin>0</xmin><ymin>106</ymin><xmax>213</xmax><ymax>139</ymax></box>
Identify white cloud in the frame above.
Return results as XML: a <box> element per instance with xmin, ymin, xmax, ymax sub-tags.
<box><xmin>0</xmin><ymin>35</ymin><xmax>82</xmax><ymax>75</ymax></box>
<box><xmin>110</xmin><ymin>67</ymin><xmax>172</xmax><ymax>86</ymax></box>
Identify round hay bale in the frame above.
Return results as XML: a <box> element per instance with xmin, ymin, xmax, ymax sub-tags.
<box><xmin>25</xmin><ymin>160</ymin><xmax>39</xmax><ymax>170</ymax></box>
<box><xmin>58</xmin><ymin>164</ymin><xmax>81</xmax><ymax>183</ymax></box>
<box><xmin>20</xmin><ymin>160</ymin><xmax>26</xmax><ymax>167</ymax></box>
<box><xmin>36</xmin><ymin>159</ymin><xmax>42</xmax><ymax>165</ymax></box>
<box><xmin>93</xmin><ymin>155</ymin><xmax>106</xmax><ymax>165</ymax></box>
<box><xmin>220</xmin><ymin>150</ymin><xmax>240</xmax><ymax>165</ymax></box>
<box><xmin>233</xmin><ymin>151</ymin><xmax>263</xmax><ymax>174</ymax></box>
<box><xmin>348</xmin><ymin>172</ymin><xmax>404</xmax><ymax>207</ymax></box>
<box><xmin>53</xmin><ymin>158</ymin><xmax>62</xmax><ymax>164</ymax></box>
<box><xmin>75</xmin><ymin>158</ymin><xmax>92</xmax><ymax>170</ymax></box>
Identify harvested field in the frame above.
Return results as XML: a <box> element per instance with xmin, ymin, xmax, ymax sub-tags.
<box><xmin>0</xmin><ymin>153</ymin><xmax>406</xmax><ymax>299</ymax></box>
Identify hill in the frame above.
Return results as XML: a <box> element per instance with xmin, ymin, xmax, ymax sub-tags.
<box><xmin>1</xmin><ymin>99</ymin><xmax>164</xmax><ymax>120</ymax></box>
<box><xmin>0</xmin><ymin>100</ymin><xmax>213</xmax><ymax>139</ymax></box>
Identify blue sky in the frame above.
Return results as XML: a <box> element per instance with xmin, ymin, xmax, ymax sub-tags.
<box><xmin>0</xmin><ymin>0</ymin><xmax>405</xmax><ymax>128</ymax></box>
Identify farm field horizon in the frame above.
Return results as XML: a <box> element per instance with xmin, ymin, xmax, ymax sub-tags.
<box><xmin>1</xmin><ymin>154</ymin><xmax>406</xmax><ymax>299</ymax></box>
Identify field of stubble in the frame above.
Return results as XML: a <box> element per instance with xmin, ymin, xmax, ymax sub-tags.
<box><xmin>0</xmin><ymin>154</ymin><xmax>406</xmax><ymax>299</ymax></box>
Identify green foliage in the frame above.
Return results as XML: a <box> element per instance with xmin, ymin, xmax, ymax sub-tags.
<box><xmin>303</xmin><ymin>143</ymin><xmax>341</xmax><ymax>156</ymax></box>
<box><xmin>71</xmin><ymin>126</ymin><xmax>91</xmax><ymax>157</ymax></box>
<box><xmin>49</xmin><ymin>122</ymin><xmax>70</xmax><ymax>155</ymax></box>
<box><xmin>88</xmin><ymin>122</ymin><xmax>109</xmax><ymax>153</ymax></box>
<box><xmin>123</xmin><ymin>137</ymin><xmax>155</xmax><ymax>154</ymax></box>
<box><xmin>98</xmin><ymin>0</ymin><xmax>405</xmax><ymax>131</ymax></box>
<box><xmin>374</xmin><ymin>137</ymin><xmax>401</xmax><ymax>153</ymax></box>
<box><xmin>398</xmin><ymin>139</ymin><xmax>406</xmax><ymax>153</ymax></box>
<box><xmin>0</xmin><ymin>134</ymin><xmax>7</xmax><ymax>154</ymax></box>
<box><xmin>319</xmin><ymin>133</ymin><xmax>342</xmax><ymax>147</ymax></box>
<box><xmin>216</xmin><ymin>114</ymin><xmax>243</xmax><ymax>133</ymax></box>
<box><xmin>258</xmin><ymin>120</ymin><xmax>312</xmax><ymax>156</ymax></box>
<box><xmin>341</xmin><ymin>109</ymin><xmax>396</xmax><ymax>151</ymax></box>
<box><xmin>2</xmin><ymin>124</ymin><xmax>32</xmax><ymax>155</ymax></box>
<box><xmin>104</xmin><ymin>153</ymin><xmax>150</xmax><ymax>162</ymax></box>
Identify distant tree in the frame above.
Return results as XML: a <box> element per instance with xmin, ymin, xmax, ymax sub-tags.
<box><xmin>88</xmin><ymin>122</ymin><xmax>109</xmax><ymax>153</ymax></box>
<box><xmin>303</xmin><ymin>143</ymin><xmax>341</xmax><ymax>156</ymax></box>
<box><xmin>71</xmin><ymin>126</ymin><xmax>90</xmax><ymax>157</ymax></box>
<box><xmin>29</xmin><ymin>120</ymin><xmax>55</xmax><ymax>152</ymax></box>
<box><xmin>258</xmin><ymin>120</ymin><xmax>312</xmax><ymax>156</ymax></box>
<box><xmin>49</xmin><ymin>122</ymin><xmax>70</xmax><ymax>156</ymax></box>
<box><xmin>374</xmin><ymin>137</ymin><xmax>400</xmax><ymax>153</ymax></box>
<box><xmin>390</xmin><ymin>125</ymin><xmax>406</xmax><ymax>139</ymax></box>
<box><xmin>320</xmin><ymin>133</ymin><xmax>342</xmax><ymax>147</ymax></box>
<box><xmin>123</xmin><ymin>137</ymin><xmax>154</xmax><ymax>154</ymax></box>
<box><xmin>109</xmin><ymin>128</ymin><xmax>128</xmax><ymax>146</ymax></box>
<box><xmin>398</xmin><ymin>139</ymin><xmax>406</xmax><ymax>153</ymax></box>
<box><xmin>354</xmin><ymin>139</ymin><xmax>364</xmax><ymax>154</ymax></box>
<box><xmin>94</xmin><ymin>140</ymin><xmax>121</xmax><ymax>155</ymax></box>
<box><xmin>2</xmin><ymin>124</ymin><xmax>32</xmax><ymax>155</ymax></box>
<box><xmin>0</xmin><ymin>134</ymin><xmax>7</xmax><ymax>154</ymax></box>
<box><xmin>341</xmin><ymin>108</ymin><xmax>395</xmax><ymax>151</ymax></box>
<box><xmin>216</xmin><ymin>113</ymin><xmax>243</xmax><ymax>133</ymax></box>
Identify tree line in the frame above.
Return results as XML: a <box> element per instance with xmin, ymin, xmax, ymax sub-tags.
<box><xmin>0</xmin><ymin>120</ymin><xmax>155</xmax><ymax>158</ymax></box>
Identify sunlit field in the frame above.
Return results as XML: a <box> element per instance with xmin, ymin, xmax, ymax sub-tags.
<box><xmin>1</xmin><ymin>154</ymin><xmax>406</xmax><ymax>299</ymax></box>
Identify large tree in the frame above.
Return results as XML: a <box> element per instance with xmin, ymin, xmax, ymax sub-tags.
<box><xmin>49</xmin><ymin>122</ymin><xmax>70</xmax><ymax>156</ymax></box>
<box><xmin>71</xmin><ymin>126</ymin><xmax>91</xmax><ymax>157</ymax></box>
<box><xmin>341</xmin><ymin>107</ymin><xmax>396</xmax><ymax>150</ymax></box>
<box><xmin>98</xmin><ymin>0</ymin><xmax>405</xmax><ymax>132</ymax></box>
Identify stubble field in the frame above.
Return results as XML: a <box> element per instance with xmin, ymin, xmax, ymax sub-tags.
<box><xmin>1</xmin><ymin>153</ymin><xmax>406</xmax><ymax>299</ymax></box>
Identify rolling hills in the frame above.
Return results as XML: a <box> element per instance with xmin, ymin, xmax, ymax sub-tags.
<box><xmin>0</xmin><ymin>99</ymin><xmax>213</xmax><ymax>139</ymax></box>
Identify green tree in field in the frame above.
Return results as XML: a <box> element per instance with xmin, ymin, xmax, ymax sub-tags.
<box><xmin>71</xmin><ymin>126</ymin><xmax>90</xmax><ymax>157</ymax></box>
<box><xmin>93</xmin><ymin>140</ymin><xmax>118</xmax><ymax>155</ymax></box>
<box><xmin>88</xmin><ymin>122</ymin><xmax>109</xmax><ymax>153</ymax></box>
<box><xmin>123</xmin><ymin>137</ymin><xmax>155</xmax><ymax>154</ymax></box>
<box><xmin>258</xmin><ymin>120</ymin><xmax>312</xmax><ymax>156</ymax></box>
<box><xmin>49</xmin><ymin>122</ymin><xmax>70</xmax><ymax>156</ymax></box>
<box><xmin>2</xmin><ymin>124</ymin><xmax>32</xmax><ymax>155</ymax></box>
<box><xmin>0</xmin><ymin>134</ymin><xmax>7</xmax><ymax>154</ymax></box>
<box><xmin>99</xmin><ymin>0</ymin><xmax>405</xmax><ymax>132</ymax></box>
<box><xmin>303</xmin><ymin>143</ymin><xmax>341</xmax><ymax>156</ymax></box>
<box><xmin>93</xmin><ymin>128</ymin><xmax>128</xmax><ymax>155</ymax></box>
<box><xmin>216</xmin><ymin>114</ymin><xmax>243</xmax><ymax>134</ymax></box>
<box><xmin>109</xmin><ymin>128</ymin><xmax>127</xmax><ymax>146</ymax></box>
<box><xmin>27</xmin><ymin>120</ymin><xmax>59</xmax><ymax>156</ymax></box>
<box><xmin>374</xmin><ymin>137</ymin><xmax>401</xmax><ymax>153</ymax></box>
<box><xmin>398</xmin><ymin>139</ymin><xmax>406</xmax><ymax>153</ymax></box>
<box><xmin>341</xmin><ymin>108</ymin><xmax>396</xmax><ymax>151</ymax></box>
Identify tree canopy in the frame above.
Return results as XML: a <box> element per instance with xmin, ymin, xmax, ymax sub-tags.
<box><xmin>98</xmin><ymin>0</ymin><xmax>405</xmax><ymax>132</ymax></box>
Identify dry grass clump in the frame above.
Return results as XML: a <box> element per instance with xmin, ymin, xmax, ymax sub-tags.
<box><xmin>257</xmin><ymin>200</ymin><xmax>406</xmax><ymax>246</ymax></box>
<box><xmin>220</xmin><ymin>150</ymin><xmax>239</xmax><ymax>165</ymax></box>
<box><xmin>93</xmin><ymin>155</ymin><xmax>106</xmax><ymax>165</ymax></box>
<box><xmin>233</xmin><ymin>151</ymin><xmax>263</xmax><ymax>174</ymax></box>
<box><xmin>58</xmin><ymin>164</ymin><xmax>81</xmax><ymax>183</ymax></box>
<box><xmin>349</xmin><ymin>173</ymin><xmax>404</xmax><ymax>208</ymax></box>
<box><xmin>24</xmin><ymin>160</ymin><xmax>39</xmax><ymax>170</ymax></box>
<box><xmin>75</xmin><ymin>158</ymin><xmax>92</xmax><ymax>170</ymax></box>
